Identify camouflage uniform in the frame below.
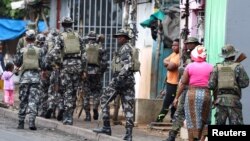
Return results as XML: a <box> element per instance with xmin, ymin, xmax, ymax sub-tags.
<box><xmin>82</xmin><ymin>31</ymin><xmax>108</xmax><ymax>121</ymax></box>
<box><xmin>35</xmin><ymin>33</ymin><xmax>50</xmax><ymax>117</ymax></box>
<box><xmin>14</xmin><ymin>30</ymin><xmax>46</xmax><ymax>130</ymax></box>
<box><xmin>165</xmin><ymin>37</ymin><xmax>200</xmax><ymax>141</ymax></box>
<box><xmin>209</xmin><ymin>45</ymin><xmax>249</xmax><ymax>125</ymax></box>
<box><xmin>44</xmin><ymin>29</ymin><xmax>64</xmax><ymax>120</ymax></box>
<box><xmin>47</xmin><ymin>17</ymin><xmax>87</xmax><ymax>125</ymax></box>
<box><xmin>93</xmin><ymin>29</ymin><xmax>136</xmax><ymax>141</ymax></box>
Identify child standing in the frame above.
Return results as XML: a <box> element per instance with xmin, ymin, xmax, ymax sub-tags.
<box><xmin>1</xmin><ymin>62</ymin><xmax>15</xmax><ymax>109</ymax></box>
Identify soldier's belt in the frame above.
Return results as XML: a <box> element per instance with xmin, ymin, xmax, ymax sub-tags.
<box><xmin>63</xmin><ymin>56</ymin><xmax>81</xmax><ymax>60</ymax></box>
<box><xmin>217</xmin><ymin>94</ymin><xmax>240</xmax><ymax>99</ymax></box>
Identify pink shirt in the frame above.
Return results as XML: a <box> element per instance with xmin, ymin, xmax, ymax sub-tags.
<box><xmin>185</xmin><ymin>62</ymin><xmax>213</xmax><ymax>87</ymax></box>
<box><xmin>1</xmin><ymin>71</ymin><xmax>15</xmax><ymax>90</ymax></box>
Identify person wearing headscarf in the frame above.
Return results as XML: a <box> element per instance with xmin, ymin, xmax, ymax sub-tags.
<box><xmin>173</xmin><ymin>45</ymin><xmax>213</xmax><ymax>141</ymax></box>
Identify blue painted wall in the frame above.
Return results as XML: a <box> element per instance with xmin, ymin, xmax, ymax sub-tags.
<box><xmin>150</xmin><ymin>41</ymin><xmax>172</xmax><ymax>98</ymax></box>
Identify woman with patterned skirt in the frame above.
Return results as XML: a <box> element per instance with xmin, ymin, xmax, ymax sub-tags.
<box><xmin>173</xmin><ymin>45</ymin><xmax>214</xmax><ymax>141</ymax></box>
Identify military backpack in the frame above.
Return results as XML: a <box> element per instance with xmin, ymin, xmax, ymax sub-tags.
<box><xmin>85</xmin><ymin>43</ymin><xmax>100</xmax><ymax>66</ymax></box>
<box><xmin>62</xmin><ymin>32</ymin><xmax>81</xmax><ymax>54</ymax></box>
<box><xmin>111</xmin><ymin>44</ymin><xmax>140</xmax><ymax>72</ymax></box>
<box><xmin>217</xmin><ymin>63</ymin><xmax>239</xmax><ymax>90</ymax></box>
<box><xmin>128</xmin><ymin>44</ymin><xmax>140</xmax><ymax>72</ymax></box>
<box><xmin>22</xmin><ymin>44</ymin><xmax>40</xmax><ymax>70</ymax></box>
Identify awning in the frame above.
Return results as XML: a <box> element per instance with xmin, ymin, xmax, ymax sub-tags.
<box><xmin>140</xmin><ymin>10</ymin><xmax>166</xmax><ymax>28</ymax></box>
<box><xmin>0</xmin><ymin>19</ymin><xmax>47</xmax><ymax>41</ymax></box>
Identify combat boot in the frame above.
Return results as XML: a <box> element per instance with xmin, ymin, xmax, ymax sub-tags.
<box><xmin>93</xmin><ymin>120</ymin><xmax>111</xmax><ymax>135</ymax></box>
<box><xmin>52</xmin><ymin>107</ymin><xmax>57</xmax><ymax>118</ymax></box>
<box><xmin>163</xmin><ymin>130</ymin><xmax>177</xmax><ymax>141</ymax></box>
<box><xmin>84</xmin><ymin>111</ymin><xmax>91</xmax><ymax>121</ymax></box>
<box><xmin>45</xmin><ymin>108</ymin><xmax>53</xmax><ymax>119</ymax></box>
<box><xmin>17</xmin><ymin>120</ymin><xmax>24</xmax><ymax>129</ymax></box>
<box><xmin>93</xmin><ymin>109</ymin><xmax>99</xmax><ymax>120</ymax></box>
<box><xmin>29</xmin><ymin>120</ymin><xmax>37</xmax><ymax>130</ymax></box>
<box><xmin>123</xmin><ymin>127</ymin><xmax>133</xmax><ymax>141</ymax></box>
<box><xmin>57</xmin><ymin>109</ymin><xmax>64</xmax><ymax>121</ymax></box>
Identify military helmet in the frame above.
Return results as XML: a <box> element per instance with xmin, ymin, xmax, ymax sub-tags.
<box><xmin>87</xmin><ymin>31</ymin><xmax>97</xmax><ymax>39</ymax></box>
<box><xmin>25</xmin><ymin>30</ymin><xmax>36</xmax><ymax>39</ymax></box>
<box><xmin>219</xmin><ymin>44</ymin><xmax>239</xmax><ymax>58</ymax></box>
<box><xmin>113</xmin><ymin>28</ymin><xmax>131</xmax><ymax>39</ymax></box>
<box><xmin>184</xmin><ymin>37</ymin><xmax>199</xmax><ymax>44</ymax></box>
<box><xmin>50</xmin><ymin>28</ymin><xmax>59</xmax><ymax>36</ymax></box>
<box><xmin>36</xmin><ymin>33</ymin><xmax>46</xmax><ymax>43</ymax></box>
<box><xmin>59</xmin><ymin>17</ymin><xmax>74</xmax><ymax>24</ymax></box>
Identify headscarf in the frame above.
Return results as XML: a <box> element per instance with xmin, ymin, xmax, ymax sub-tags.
<box><xmin>191</xmin><ymin>45</ymin><xmax>207</xmax><ymax>62</ymax></box>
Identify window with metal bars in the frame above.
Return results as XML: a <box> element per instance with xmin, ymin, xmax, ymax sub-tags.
<box><xmin>68</xmin><ymin>0</ymin><xmax>123</xmax><ymax>87</ymax></box>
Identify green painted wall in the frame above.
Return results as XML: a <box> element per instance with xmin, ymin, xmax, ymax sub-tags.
<box><xmin>204</xmin><ymin>0</ymin><xmax>227</xmax><ymax>124</ymax></box>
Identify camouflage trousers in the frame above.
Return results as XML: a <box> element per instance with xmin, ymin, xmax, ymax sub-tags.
<box><xmin>215</xmin><ymin>105</ymin><xmax>243</xmax><ymax>125</ymax></box>
<box><xmin>18</xmin><ymin>83</ymin><xmax>40</xmax><ymax>122</ymax></box>
<box><xmin>47</xmin><ymin>70</ymin><xmax>64</xmax><ymax>111</ymax></box>
<box><xmin>60</xmin><ymin>70</ymin><xmax>81</xmax><ymax>124</ymax></box>
<box><xmin>171</xmin><ymin>88</ymin><xmax>187</xmax><ymax>132</ymax></box>
<box><xmin>101</xmin><ymin>84</ymin><xmax>135</xmax><ymax>128</ymax></box>
<box><xmin>83</xmin><ymin>74</ymin><xmax>102</xmax><ymax>111</ymax></box>
<box><xmin>39</xmin><ymin>73</ymin><xmax>51</xmax><ymax>115</ymax></box>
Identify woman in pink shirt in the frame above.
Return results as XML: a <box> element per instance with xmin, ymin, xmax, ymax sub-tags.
<box><xmin>1</xmin><ymin>62</ymin><xmax>15</xmax><ymax>109</ymax></box>
<box><xmin>173</xmin><ymin>45</ymin><xmax>214</xmax><ymax>141</ymax></box>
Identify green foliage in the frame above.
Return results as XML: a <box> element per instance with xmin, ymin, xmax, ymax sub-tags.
<box><xmin>0</xmin><ymin>0</ymin><xmax>26</xmax><ymax>19</ymax></box>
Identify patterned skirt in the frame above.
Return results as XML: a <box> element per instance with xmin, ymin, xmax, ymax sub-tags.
<box><xmin>184</xmin><ymin>86</ymin><xmax>211</xmax><ymax>140</ymax></box>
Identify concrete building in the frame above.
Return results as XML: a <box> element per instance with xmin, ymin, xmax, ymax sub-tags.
<box><xmin>205</xmin><ymin>0</ymin><xmax>250</xmax><ymax>124</ymax></box>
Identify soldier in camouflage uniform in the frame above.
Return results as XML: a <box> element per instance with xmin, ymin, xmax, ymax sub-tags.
<box><xmin>82</xmin><ymin>31</ymin><xmax>108</xmax><ymax>121</ymax></box>
<box><xmin>93</xmin><ymin>29</ymin><xmax>137</xmax><ymax>141</ymax></box>
<box><xmin>165</xmin><ymin>37</ymin><xmax>200</xmax><ymax>141</ymax></box>
<box><xmin>35</xmin><ymin>33</ymin><xmax>50</xmax><ymax>117</ymax></box>
<box><xmin>47</xmin><ymin>17</ymin><xmax>87</xmax><ymax>125</ymax></box>
<box><xmin>208</xmin><ymin>45</ymin><xmax>249</xmax><ymax>125</ymax></box>
<box><xmin>14</xmin><ymin>30</ymin><xmax>46</xmax><ymax>130</ymax></box>
<box><xmin>44</xmin><ymin>29</ymin><xmax>64</xmax><ymax>120</ymax></box>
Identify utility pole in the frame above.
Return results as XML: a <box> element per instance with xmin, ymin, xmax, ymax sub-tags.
<box><xmin>123</xmin><ymin>0</ymin><xmax>138</xmax><ymax>46</ymax></box>
<box><xmin>184</xmin><ymin>0</ymin><xmax>190</xmax><ymax>40</ymax></box>
<box><xmin>180</xmin><ymin>0</ymin><xmax>190</xmax><ymax>66</ymax></box>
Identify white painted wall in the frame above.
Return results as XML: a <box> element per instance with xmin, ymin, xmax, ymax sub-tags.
<box><xmin>135</xmin><ymin>2</ymin><xmax>154</xmax><ymax>99</ymax></box>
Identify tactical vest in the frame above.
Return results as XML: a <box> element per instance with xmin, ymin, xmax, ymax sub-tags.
<box><xmin>22</xmin><ymin>45</ymin><xmax>40</xmax><ymax>70</ymax></box>
<box><xmin>217</xmin><ymin>63</ymin><xmax>239</xmax><ymax>90</ymax></box>
<box><xmin>62</xmin><ymin>32</ymin><xmax>81</xmax><ymax>54</ymax></box>
<box><xmin>111</xmin><ymin>52</ymin><xmax>122</xmax><ymax>72</ymax></box>
<box><xmin>85</xmin><ymin>43</ymin><xmax>100</xmax><ymax>65</ymax></box>
<box><xmin>128</xmin><ymin>44</ymin><xmax>141</xmax><ymax>72</ymax></box>
<box><xmin>111</xmin><ymin>44</ymin><xmax>141</xmax><ymax>72</ymax></box>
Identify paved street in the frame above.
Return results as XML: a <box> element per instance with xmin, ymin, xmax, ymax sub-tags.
<box><xmin>0</xmin><ymin>88</ymin><xmax>182</xmax><ymax>141</ymax></box>
<box><xmin>0</xmin><ymin>112</ymin><xmax>94</xmax><ymax>141</ymax></box>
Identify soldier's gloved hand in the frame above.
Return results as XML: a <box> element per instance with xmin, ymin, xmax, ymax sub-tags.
<box><xmin>110</xmin><ymin>78</ymin><xmax>120</xmax><ymax>87</ymax></box>
<box><xmin>41</xmin><ymin>71</ymin><xmax>48</xmax><ymax>80</ymax></box>
<box><xmin>81</xmin><ymin>72</ymin><xmax>87</xmax><ymax>80</ymax></box>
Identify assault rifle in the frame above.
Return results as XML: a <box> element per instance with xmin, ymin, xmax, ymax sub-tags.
<box><xmin>235</xmin><ymin>52</ymin><xmax>247</xmax><ymax>63</ymax></box>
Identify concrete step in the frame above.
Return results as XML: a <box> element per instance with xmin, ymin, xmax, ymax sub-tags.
<box><xmin>148</xmin><ymin>122</ymin><xmax>173</xmax><ymax>131</ymax></box>
<box><xmin>149</xmin><ymin>122</ymin><xmax>172</xmax><ymax>126</ymax></box>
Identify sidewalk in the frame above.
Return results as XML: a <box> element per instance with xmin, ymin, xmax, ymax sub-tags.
<box><xmin>0</xmin><ymin>89</ymin><xmax>181</xmax><ymax>141</ymax></box>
